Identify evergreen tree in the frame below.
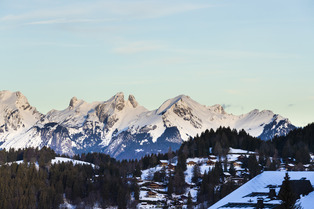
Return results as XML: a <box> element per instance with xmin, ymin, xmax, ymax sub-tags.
<box><xmin>187</xmin><ymin>191</ymin><xmax>193</xmax><ymax>209</ymax></box>
<box><xmin>173</xmin><ymin>167</ymin><xmax>186</xmax><ymax>194</ymax></box>
<box><xmin>278</xmin><ymin>173</ymin><xmax>297</xmax><ymax>209</ymax></box>
<box><xmin>248</xmin><ymin>155</ymin><xmax>260</xmax><ymax>178</ymax></box>
<box><xmin>192</xmin><ymin>164</ymin><xmax>201</xmax><ymax>184</ymax></box>
<box><xmin>133</xmin><ymin>183</ymin><xmax>139</xmax><ymax>201</ymax></box>
<box><xmin>133</xmin><ymin>164</ymin><xmax>142</xmax><ymax>177</ymax></box>
<box><xmin>177</xmin><ymin>151</ymin><xmax>187</xmax><ymax>171</ymax></box>
<box><xmin>228</xmin><ymin>163</ymin><xmax>236</xmax><ymax>176</ymax></box>
<box><xmin>167</xmin><ymin>147</ymin><xmax>173</xmax><ymax>162</ymax></box>
<box><xmin>167</xmin><ymin>176</ymin><xmax>173</xmax><ymax>197</ymax></box>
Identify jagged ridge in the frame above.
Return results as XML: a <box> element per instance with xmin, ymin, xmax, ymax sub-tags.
<box><xmin>0</xmin><ymin>90</ymin><xmax>296</xmax><ymax>159</ymax></box>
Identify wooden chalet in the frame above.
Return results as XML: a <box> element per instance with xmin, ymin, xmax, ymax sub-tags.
<box><xmin>149</xmin><ymin>182</ymin><xmax>163</xmax><ymax>189</ymax></box>
<box><xmin>159</xmin><ymin>160</ymin><xmax>168</xmax><ymax>167</ymax></box>
<box><xmin>231</xmin><ymin>177</ymin><xmax>244</xmax><ymax>185</ymax></box>
<box><xmin>285</xmin><ymin>163</ymin><xmax>295</xmax><ymax>171</ymax></box>
<box><xmin>283</xmin><ymin>178</ymin><xmax>314</xmax><ymax>198</ymax></box>
<box><xmin>237</xmin><ymin>155</ymin><xmax>246</xmax><ymax>161</ymax></box>
<box><xmin>233</xmin><ymin>161</ymin><xmax>243</xmax><ymax>167</ymax></box>
<box><xmin>180</xmin><ymin>195</ymin><xmax>188</xmax><ymax>201</ymax></box>
<box><xmin>208</xmin><ymin>155</ymin><xmax>216</xmax><ymax>160</ymax></box>
<box><xmin>147</xmin><ymin>191</ymin><xmax>157</xmax><ymax>198</ymax></box>
<box><xmin>187</xmin><ymin>161</ymin><xmax>197</xmax><ymax>166</ymax></box>
<box><xmin>168</xmin><ymin>164</ymin><xmax>176</xmax><ymax>171</ymax></box>
<box><xmin>136</xmin><ymin>177</ymin><xmax>143</xmax><ymax>183</ymax></box>
<box><xmin>207</xmin><ymin>159</ymin><xmax>215</xmax><ymax>166</ymax></box>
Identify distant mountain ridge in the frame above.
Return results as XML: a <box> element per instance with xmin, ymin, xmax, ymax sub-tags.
<box><xmin>0</xmin><ymin>90</ymin><xmax>296</xmax><ymax>159</ymax></box>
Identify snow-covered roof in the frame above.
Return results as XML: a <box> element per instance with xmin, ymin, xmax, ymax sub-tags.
<box><xmin>208</xmin><ymin>171</ymin><xmax>314</xmax><ymax>209</ymax></box>
<box><xmin>299</xmin><ymin>190</ymin><xmax>314</xmax><ymax>209</ymax></box>
<box><xmin>186</xmin><ymin>157</ymin><xmax>207</xmax><ymax>163</ymax></box>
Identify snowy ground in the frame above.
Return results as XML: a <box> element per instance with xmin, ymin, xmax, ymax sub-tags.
<box><xmin>5</xmin><ymin>157</ymin><xmax>95</xmax><ymax>168</ymax></box>
<box><xmin>51</xmin><ymin>157</ymin><xmax>96</xmax><ymax>168</ymax></box>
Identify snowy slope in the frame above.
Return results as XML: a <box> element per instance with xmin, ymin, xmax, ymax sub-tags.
<box><xmin>0</xmin><ymin>91</ymin><xmax>43</xmax><ymax>148</ymax></box>
<box><xmin>0</xmin><ymin>91</ymin><xmax>295</xmax><ymax>159</ymax></box>
<box><xmin>299</xmin><ymin>190</ymin><xmax>314</xmax><ymax>209</ymax></box>
<box><xmin>139</xmin><ymin>95</ymin><xmax>294</xmax><ymax>142</ymax></box>
<box><xmin>51</xmin><ymin>157</ymin><xmax>95</xmax><ymax>168</ymax></box>
<box><xmin>40</xmin><ymin>92</ymin><xmax>148</xmax><ymax>146</ymax></box>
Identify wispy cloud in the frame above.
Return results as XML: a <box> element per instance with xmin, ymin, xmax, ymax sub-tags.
<box><xmin>170</xmin><ymin>48</ymin><xmax>300</xmax><ymax>60</ymax></box>
<box><xmin>241</xmin><ymin>78</ymin><xmax>259</xmax><ymax>83</ymax></box>
<box><xmin>225</xmin><ymin>89</ymin><xmax>241</xmax><ymax>95</ymax></box>
<box><xmin>105</xmin><ymin>2</ymin><xmax>212</xmax><ymax>19</ymax></box>
<box><xmin>113</xmin><ymin>41</ymin><xmax>166</xmax><ymax>54</ymax></box>
<box><xmin>0</xmin><ymin>1</ymin><xmax>212</xmax><ymax>26</ymax></box>
<box><xmin>25</xmin><ymin>18</ymin><xmax>115</xmax><ymax>25</ymax></box>
<box><xmin>222</xmin><ymin>104</ymin><xmax>244</xmax><ymax>111</ymax></box>
<box><xmin>27</xmin><ymin>41</ymin><xmax>90</xmax><ymax>48</ymax></box>
<box><xmin>222</xmin><ymin>104</ymin><xmax>232</xmax><ymax>109</ymax></box>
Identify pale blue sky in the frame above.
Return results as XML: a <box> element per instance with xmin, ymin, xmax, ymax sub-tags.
<box><xmin>1</xmin><ymin>0</ymin><xmax>313</xmax><ymax>126</ymax></box>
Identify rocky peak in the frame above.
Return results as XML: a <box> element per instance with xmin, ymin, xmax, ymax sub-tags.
<box><xmin>0</xmin><ymin>90</ymin><xmax>12</xmax><ymax>98</ymax></box>
<box><xmin>210</xmin><ymin>104</ymin><xmax>226</xmax><ymax>114</ymax></box>
<box><xmin>95</xmin><ymin>93</ymin><xmax>125</xmax><ymax>123</ymax></box>
<box><xmin>0</xmin><ymin>91</ymin><xmax>42</xmax><ymax>133</ymax></box>
<box><xmin>128</xmin><ymin>94</ymin><xmax>138</xmax><ymax>108</ymax></box>
<box><xmin>111</xmin><ymin>92</ymin><xmax>125</xmax><ymax>111</ymax></box>
<box><xmin>69</xmin><ymin>97</ymin><xmax>78</xmax><ymax>109</ymax></box>
<box><xmin>156</xmin><ymin>95</ymin><xmax>189</xmax><ymax>115</ymax></box>
<box><xmin>0</xmin><ymin>90</ymin><xmax>30</xmax><ymax>110</ymax></box>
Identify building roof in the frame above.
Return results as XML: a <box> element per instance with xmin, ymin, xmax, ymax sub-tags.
<box><xmin>208</xmin><ymin>171</ymin><xmax>314</xmax><ymax>209</ymax></box>
<box><xmin>288</xmin><ymin>179</ymin><xmax>313</xmax><ymax>197</ymax></box>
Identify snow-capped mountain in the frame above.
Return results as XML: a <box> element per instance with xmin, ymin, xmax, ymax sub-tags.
<box><xmin>0</xmin><ymin>91</ymin><xmax>296</xmax><ymax>159</ymax></box>
<box><xmin>0</xmin><ymin>91</ymin><xmax>43</xmax><ymax>148</ymax></box>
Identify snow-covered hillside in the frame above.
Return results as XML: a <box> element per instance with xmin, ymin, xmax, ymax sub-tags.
<box><xmin>0</xmin><ymin>91</ymin><xmax>295</xmax><ymax>159</ymax></box>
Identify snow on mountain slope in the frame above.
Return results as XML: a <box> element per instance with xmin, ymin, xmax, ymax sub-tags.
<box><xmin>102</xmin><ymin>95</ymin><xmax>295</xmax><ymax>159</ymax></box>
<box><xmin>35</xmin><ymin>92</ymin><xmax>148</xmax><ymax>154</ymax></box>
<box><xmin>140</xmin><ymin>95</ymin><xmax>293</xmax><ymax>143</ymax></box>
<box><xmin>0</xmin><ymin>91</ymin><xmax>295</xmax><ymax>159</ymax></box>
<box><xmin>0</xmin><ymin>91</ymin><xmax>43</xmax><ymax>147</ymax></box>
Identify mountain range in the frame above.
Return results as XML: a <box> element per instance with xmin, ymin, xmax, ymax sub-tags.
<box><xmin>0</xmin><ymin>90</ymin><xmax>296</xmax><ymax>159</ymax></box>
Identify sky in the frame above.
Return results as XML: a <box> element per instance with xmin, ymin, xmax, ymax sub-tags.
<box><xmin>1</xmin><ymin>0</ymin><xmax>314</xmax><ymax>127</ymax></box>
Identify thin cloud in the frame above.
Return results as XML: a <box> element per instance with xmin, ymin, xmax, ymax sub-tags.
<box><xmin>25</xmin><ymin>18</ymin><xmax>115</xmax><ymax>25</ymax></box>
<box><xmin>242</xmin><ymin>78</ymin><xmax>259</xmax><ymax>83</ymax></box>
<box><xmin>171</xmin><ymin>48</ymin><xmax>300</xmax><ymax>60</ymax></box>
<box><xmin>222</xmin><ymin>104</ymin><xmax>232</xmax><ymax>109</ymax></box>
<box><xmin>0</xmin><ymin>1</ymin><xmax>212</xmax><ymax>25</ymax></box>
<box><xmin>222</xmin><ymin>104</ymin><xmax>244</xmax><ymax>111</ymax></box>
<box><xmin>113</xmin><ymin>41</ymin><xmax>166</xmax><ymax>54</ymax></box>
<box><xmin>27</xmin><ymin>41</ymin><xmax>90</xmax><ymax>48</ymax></box>
<box><xmin>225</xmin><ymin>89</ymin><xmax>241</xmax><ymax>95</ymax></box>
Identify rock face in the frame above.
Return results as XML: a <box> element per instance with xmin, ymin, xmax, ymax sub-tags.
<box><xmin>0</xmin><ymin>91</ymin><xmax>296</xmax><ymax>159</ymax></box>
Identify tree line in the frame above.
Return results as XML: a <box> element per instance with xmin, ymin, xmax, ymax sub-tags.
<box><xmin>0</xmin><ymin>123</ymin><xmax>312</xmax><ymax>208</ymax></box>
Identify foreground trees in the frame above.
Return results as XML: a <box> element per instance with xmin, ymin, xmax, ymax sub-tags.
<box><xmin>278</xmin><ymin>172</ymin><xmax>304</xmax><ymax>209</ymax></box>
<box><xmin>0</xmin><ymin>148</ymin><xmax>137</xmax><ymax>209</ymax></box>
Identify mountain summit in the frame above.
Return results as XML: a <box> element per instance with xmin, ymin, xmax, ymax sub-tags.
<box><xmin>0</xmin><ymin>91</ymin><xmax>295</xmax><ymax>159</ymax></box>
